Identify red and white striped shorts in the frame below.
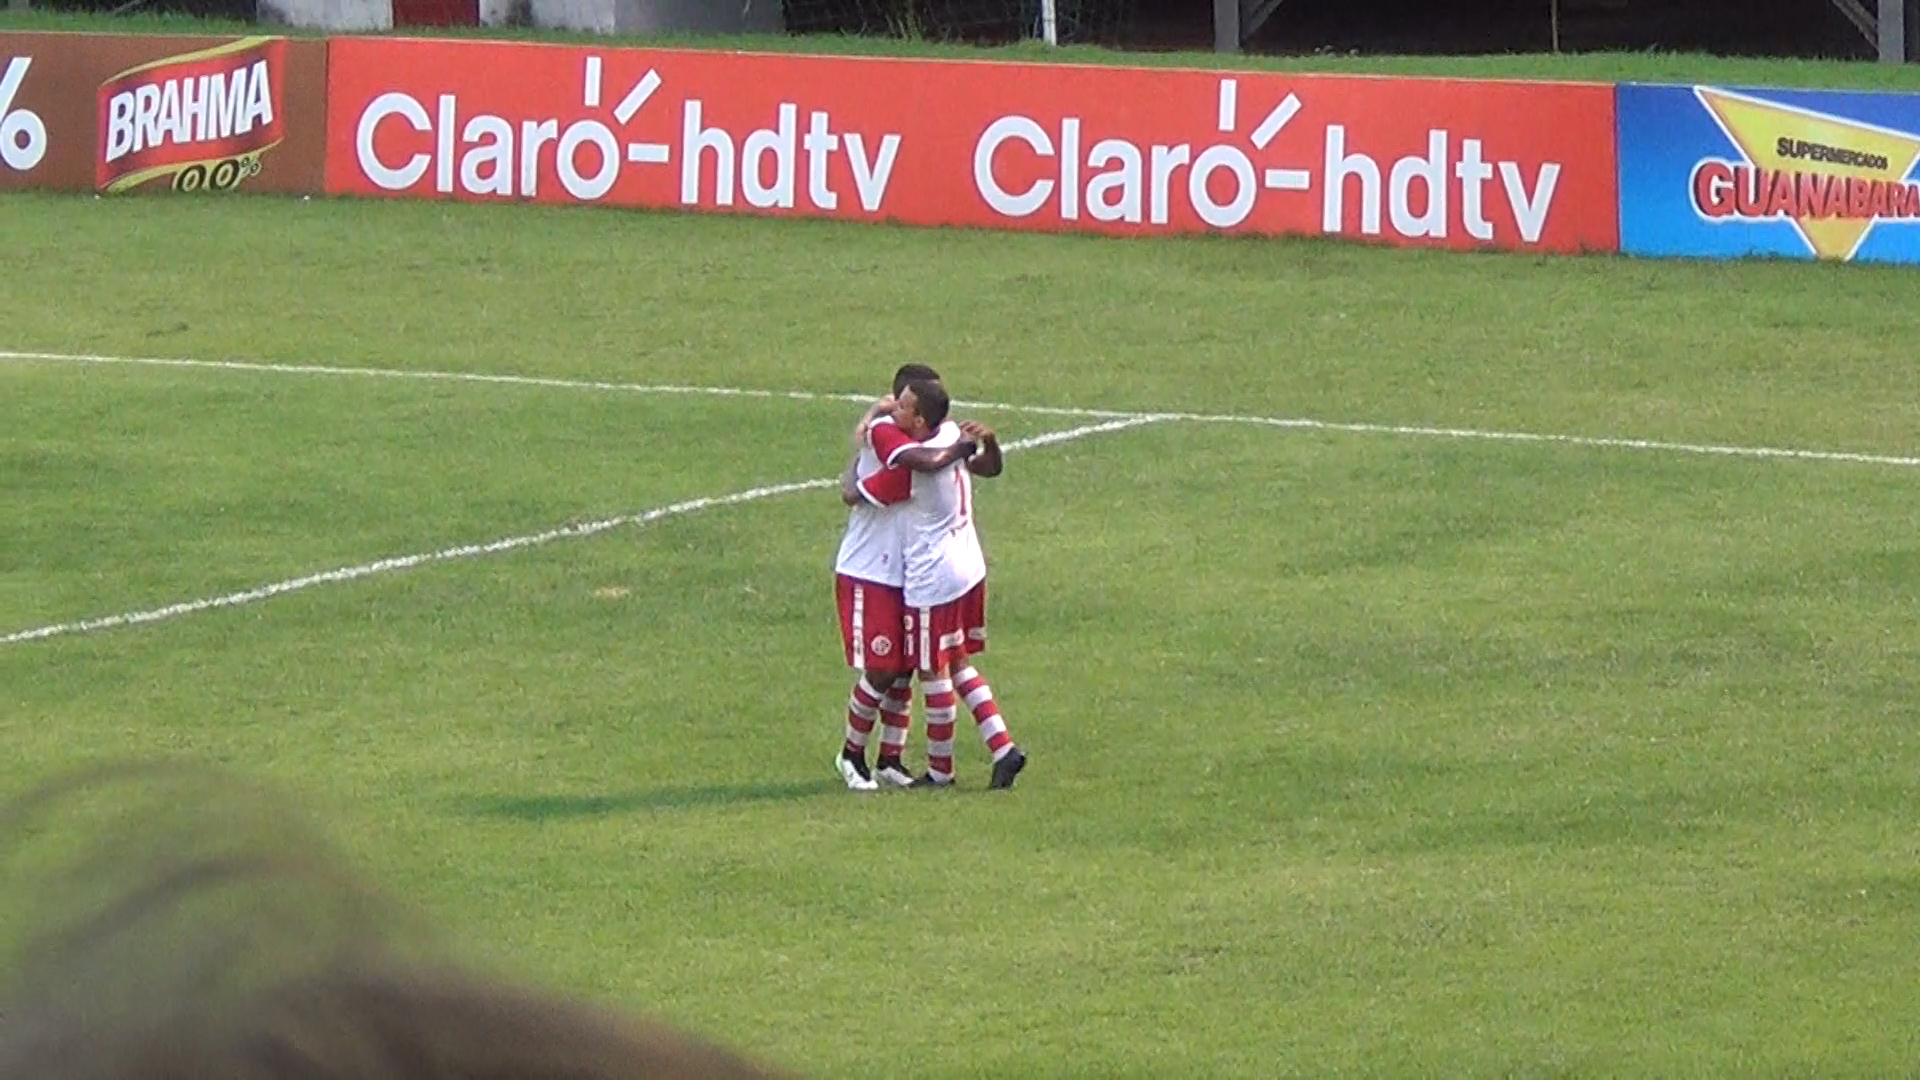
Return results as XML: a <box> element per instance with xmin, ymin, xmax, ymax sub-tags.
<box><xmin>906</xmin><ymin>580</ymin><xmax>987</xmax><ymax>671</ymax></box>
<box><xmin>836</xmin><ymin>574</ymin><xmax>912</xmax><ymax>671</ymax></box>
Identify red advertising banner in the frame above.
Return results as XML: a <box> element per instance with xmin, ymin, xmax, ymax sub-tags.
<box><xmin>325</xmin><ymin>38</ymin><xmax>1618</xmax><ymax>252</ymax></box>
<box><xmin>0</xmin><ymin>32</ymin><xmax>327</xmax><ymax>194</ymax></box>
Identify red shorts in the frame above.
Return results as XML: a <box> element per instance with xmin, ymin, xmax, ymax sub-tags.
<box><xmin>836</xmin><ymin>574</ymin><xmax>912</xmax><ymax>671</ymax></box>
<box><xmin>907</xmin><ymin>580</ymin><xmax>987</xmax><ymax>671</ymax></box>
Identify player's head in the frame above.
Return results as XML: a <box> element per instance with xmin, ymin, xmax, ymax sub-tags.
<box><xmin>893</xmin><ymin>379</ymin><xmax>950</xmax><ymax>438</ymax></box>
<box><xmin>891</xmin><ymin>363</ymin><xmax>941</xmax><ymax>398</ymax></box>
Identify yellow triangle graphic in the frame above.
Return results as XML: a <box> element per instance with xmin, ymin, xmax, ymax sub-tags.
<box><xmin>1697</xmin><ymin>87</ymin><xmax>1920</xmax><ymax>259</ymax></box>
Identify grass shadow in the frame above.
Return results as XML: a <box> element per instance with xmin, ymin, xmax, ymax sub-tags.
<box><xmin>456</xmin><ymin>778</ymin><xmax>841</xmax><ymax>821</ymax></box>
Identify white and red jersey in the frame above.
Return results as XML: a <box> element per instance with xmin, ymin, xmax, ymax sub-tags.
<box><xmin>833</xmin><ymin>416</ymin><xmax>913</xmax><ymax>586</ymax></box>
<box><xmin>871</xmin><ymin>419</ymin><xmax>987</xmax><ymax>609</ymax></box>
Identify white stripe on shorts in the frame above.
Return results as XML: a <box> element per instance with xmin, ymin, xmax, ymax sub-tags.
<box><xmin>852</xmin><ymin>585</ymin><xmax>866</xmax><ymax>668</ymax></box>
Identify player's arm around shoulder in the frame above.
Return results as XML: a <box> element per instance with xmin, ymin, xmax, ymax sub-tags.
<box><xmin>839</xmin><ymin>458</ymin><xmax>865</xmax><ymax>506</ymax></box>
<box><xmin>893</xmin><ymin>439</ymin><xmax>977</xmax><ymax>473</ymax></box>
<box><xmin>853</xmin><ymin>397</ymin><xmax>895</xmax><ymax>453</ymax></box>
<box><xmin>959</xmin><ymin>420</ymin><xmax>1003</xmax><ymax>477</ymax></box>
<box><xmin>872</xmin><ymin>418</ymin><xmax>976</xmax><ymax>474</ymax></box>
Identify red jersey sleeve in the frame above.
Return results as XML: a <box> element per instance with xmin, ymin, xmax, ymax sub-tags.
<box><xmin>867</xmin><ymin>420</ymin><xmax>917</xmax><ymax>466</ymax></box>
<box><xmin>856</xmin><ymin>463</ymin><xmax>912</xmax><ymax>507</ymax></box>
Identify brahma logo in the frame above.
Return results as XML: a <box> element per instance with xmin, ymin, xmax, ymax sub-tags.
<box><xmin>96</xmin><ymin>37</ymin><xmax>287</xmax><ymax>193</ymax></box>
<box><xmin>1688</xmin><ymin>86</ymin><xmax>1920</xmax><ymax>260</ymax></box>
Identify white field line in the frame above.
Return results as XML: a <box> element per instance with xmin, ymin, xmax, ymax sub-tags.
<box><xmin>8</xmin><ymin>349</ymin><xmax>1920</xmax><ymax>468</ymax></box>
<box><xmin>0</xmin><ymin>350</ymin><xmax>879</xmax><ymax>406</ymax></box>
<box><xmin>1174</xmin><ymin>415</ymin><xmax>1920</xmax><ymax>469</ymax></box>
<box><xmin>0</xmin><ymin>417</ymin><xmax>1163</xmax><ymax>646</ymax></box>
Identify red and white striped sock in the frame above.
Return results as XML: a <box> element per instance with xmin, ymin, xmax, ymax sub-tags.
<box><xmin>842</xmin><ymin>675</ymin><xmax>885</xmax><ymax>758</ymax></box>
<box><xmin>952</xmin><ymin>664</ymin><xmax>1014</xmax><ymax>762</ymax></box>
<box><xmin>922</xmin><ymin>676</ymin><xmax>957</xmax><ymax>781</ymax></box>
<box><xmin>878</xmin><ymin>673</ymin><xmax>913</xmax><ymax>760</ymax></box>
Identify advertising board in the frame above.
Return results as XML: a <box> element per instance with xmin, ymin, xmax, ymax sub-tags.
<box><xmin>0</xmin><ymin>31</ymin><xmax>328</xmax><ymax>194</ymax></box>
<box><xmin>1620</xmin><ymin>82</ymin><xmax>1920</xmax><ymax>263</ymax></box>
<box><xmin>326</xmin><ymin>39</ymin><xmax>1620</xmax><ymax>252</ymax></box>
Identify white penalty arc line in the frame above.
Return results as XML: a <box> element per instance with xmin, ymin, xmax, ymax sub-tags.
<box><xmin>0</xmin><ymin>416</ymin><xmax>1162</xmax><ymax>646</ymax></box>
<box><xmin>8</xmin><ymin>349</ymin><xmax>1920</xmax><ymax>469</ymax></box>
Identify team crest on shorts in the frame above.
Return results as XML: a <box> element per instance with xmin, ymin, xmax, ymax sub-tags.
<box><xmin>869</xmin><ymin>636</ymin><xmax>893</xmax><ymax>657</ymax></box>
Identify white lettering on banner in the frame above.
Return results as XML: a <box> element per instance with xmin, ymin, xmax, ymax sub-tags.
<box><xmin>355</xmin><ymin>57</ymin><xmax>904</xmax><ymax>211</ymax></box>
<box><xmin>975</xmin><ymin>79</ymin><xmax>1307</xmax><ymax>228</ymax></box>
<box><xmin>1457</xmin><ymin>137</ymin><xmax>1496</xmax><ymax>241</ymax></box>
<box><xmin>1499</xmin><ymin>159</ymin><xmax>1561</xmax><ymax>244</ymax></box>
<box><xmin>434</xmin><ymin>94</ymin><xmax>454</xmax><ymax>192</ymax></box>
<box><xmin>358</xmin><ymin>91</ymin><xmax>431</xmax><ymax>189</ymax></box>
<box><xmin>0</xmin><ymin>56</ymin><xmax>49</xmax><ymax>172</ymax></box>
<box><xmin>1322</xmin><ymin>126</ymin><xmax>1560</xmax><ymax>243</ymax></box>
<box><xmin>803</xmin><ymin>109</ymin><xmax>838</xmax><ymax>210</ymax></box>
<box><xmin>103</xmin><ymin>61</ymin><xmax>273</xmax><ymax>164</ymax></box>
<box><xmin>681</xmin><ymin>98</ymin><xmax>900</xmax><ymax>211</ymax></box>
<box><xmin>974</xmin><ymin>116</ymin><xmax>1051</xmax><ymax>216</ymax></box>
<box><xmin>460</xmin><ymin>113</ymin><xmax>513</xmax><ymax>194</ymax></box>
<box><xmin>558</xmin><ymin>114</ymin><xmax>619</xmax><ymax>199</ymax></box>
<box><xmin>843</xmin><ymin>131</ymin><xmax>900</xmax><ymax>213</ymax></box>
<box><xmin>974</xmin><ymin>78</ymin><xmax>1565</xmax><ymax>244</ymax></box>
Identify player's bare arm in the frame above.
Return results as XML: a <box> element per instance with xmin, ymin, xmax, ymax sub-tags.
<box><xmin>959</xmin><ymin>421</ymin><xmax>1003</xmax><ymax>477</ymax></box>
<box><xmin>853</xmin><ymin>396</ymin><xmax>896</xmax><ymax>451</ymax></box>
<box><xmin>892</xmin><ymin>438</ymin><xmax>977</xmax><ymax>473</ymax></box>
<box><xmin>839</xmin><ymin>460</ymin><xmax>863</xmax><ymax>506</ymax></box>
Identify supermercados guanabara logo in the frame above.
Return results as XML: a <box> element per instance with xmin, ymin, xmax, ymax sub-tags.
<box><xmin>1689</xmin><ymin>86</ymin><xmax>1920</xmax><ymax>260</ymax></box>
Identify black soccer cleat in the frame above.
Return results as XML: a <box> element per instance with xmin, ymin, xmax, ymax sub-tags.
<box><xmin>875</xmin><ymin>755</ymin><xmax>916</xmax><ymax>788</ymax></box>
<box><xmin>989</xmin><ymin>746</ymin><xmax>1027</xmax><ymax>790</ymax></box>
<box><xmin>837</xmin><ymin>749</ymin><xmax>877</xmax><ymax>791</ymax></box>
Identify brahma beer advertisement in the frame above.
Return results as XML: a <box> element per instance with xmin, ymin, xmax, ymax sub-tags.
<box><xmin>0</xmin><ymin>31</ymin><xmax>326</xmax><ymax>194</ymax></box>
<box><xmin>324</xmin><ymin>38</ymin><xmax>1619</xmax><ymax>252</ymax></box>
<box><xmin>1619</xmin><ymin>83</ymin><xmax>1920</xmax><ymax>263</ymax></box>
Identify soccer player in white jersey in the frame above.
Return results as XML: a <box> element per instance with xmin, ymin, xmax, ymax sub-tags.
<box><xmin>833</xmin><ymin>365</ymin><xmax>976</xmax><ymax>791</ymax></box>
<box><xmin>864</xmin><ymin>378</ymin><xmax>1028</xmax><ymax>790</ymax></box>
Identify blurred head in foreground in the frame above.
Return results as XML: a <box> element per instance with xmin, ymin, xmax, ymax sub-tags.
<box><xmin>0</xmin><ymin>760</ymin><xmax>795</xmax><ymax>1080</ymax></box>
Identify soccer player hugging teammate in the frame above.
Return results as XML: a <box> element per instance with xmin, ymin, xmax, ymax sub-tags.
<box><xmin>833</xmin><ymin>365</ymin><xmax>1027</xmax><ymax>792</ymax></box>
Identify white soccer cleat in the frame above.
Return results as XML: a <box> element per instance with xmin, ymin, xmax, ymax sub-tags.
<box><xmin>837</xmin><ymin>753</ymin><xmax>878</xmax><ymax>792</ymax></box>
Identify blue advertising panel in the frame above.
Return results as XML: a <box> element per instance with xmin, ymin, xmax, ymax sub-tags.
<box><xmin>1619</xmin><ymin>82</ymin><xmax>1920</xmax><ymax>263</ymax></box>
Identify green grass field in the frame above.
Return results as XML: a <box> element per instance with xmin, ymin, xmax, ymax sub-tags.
<box><xmin>6</xmin><ymin>188</ymin><xmax>1920</xmax><ymax>1077</ymax></box>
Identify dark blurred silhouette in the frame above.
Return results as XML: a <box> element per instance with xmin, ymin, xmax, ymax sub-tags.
<box><xmin>0</xmin><ymin>760</ymin><xmax>796</xmax><ymax>1080</ymax></box>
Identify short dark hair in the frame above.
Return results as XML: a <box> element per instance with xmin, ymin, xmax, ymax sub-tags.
<box><xmin>902</xmin><ymin>379</ymin><xmax>950</xmax><ymax>428</ymax></box>
<box><xmin>892</xmin><ymin>363</ymin><xmax>941</xmax><ymax>397</ymax></box>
